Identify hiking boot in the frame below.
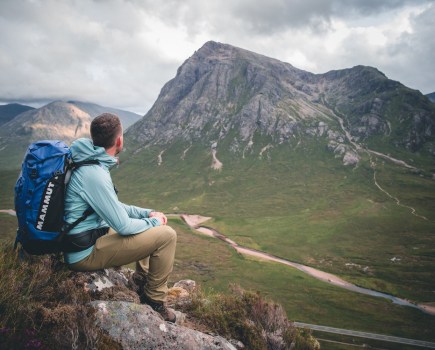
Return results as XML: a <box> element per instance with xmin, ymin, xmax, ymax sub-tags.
<box><xmin>132</xmin><ymin>271</ymin><xmax>148</xmax><ymax>296</ymax></box>
<box><xmin>141</xmin><ymin>295</ymin><xmax>176</xmax><ymax>323</ymax></box>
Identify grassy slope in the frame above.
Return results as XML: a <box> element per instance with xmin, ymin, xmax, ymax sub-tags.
<box><xmin>1</xmin><ymin>134</ymin><xmax>434</xmax><ymax>342</ymax></box>
<box><xmin>170</xmin><ymin>217</ymin><xmax>435</xmax><ymax>342</ymax></box>
<box><xmin>114</xmin><ymin>135</ymin><xmax>435</xmax><ymax>341</ymax></box>
<box><xmin>117</xmin><ymin>137</ymin><xmax>435</xmax><ymax>301</ymax></box>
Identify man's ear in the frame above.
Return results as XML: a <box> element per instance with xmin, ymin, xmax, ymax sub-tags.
<box><xmin>115</xmin><ymin>135</ymin><xmax>122</xmax><ymax>147</ymax></box>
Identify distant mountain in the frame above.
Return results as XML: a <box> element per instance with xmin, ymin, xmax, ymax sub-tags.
<box><xmin>0</xmin><ymin>101</ymin><xmax>91</xmax><ymax>169</ymax></box>
<box><xmin>0</xmin><ymin>103</ymin><xmax>34</xmax><ymax>126</ymax></box>
<box><xmin>1</xmin><ymin>101</ymin><xmax>91</xmax><ymax>142</ymax></box>
<box><xmin>68</xmin><ymin>101</ymin><xmax>141</xmax><ymax>129</ymax></box>
<box><xmin>426</xmin><ymin>92</ymin><xmax>435</xmax><ymax>103</ymax></box>
<box><xmin>0</xmin><ymin>100</ymin><xmax>142</xmax><ymax>169</ymax></box>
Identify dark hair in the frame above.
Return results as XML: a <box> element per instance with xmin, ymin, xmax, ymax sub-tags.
<box><xmin>90</xmin><ymin>113</ymin><xmax>122</xmax><ymax>148</ymax></box>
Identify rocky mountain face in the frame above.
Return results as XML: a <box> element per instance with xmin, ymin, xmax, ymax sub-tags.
<box><xmin>427</xmin><ymin>92</ymin><xmax>435</xmax><ymax>103</ymax></box>
<box><xmin>0</xmin><ymin>103</ymin><xmax>34</xmax><ymax>126</ymax></box>
<box><xmin>127</xmin><ymin>41</ymin><xmax>435</xmax><ymax>165</ymax></box>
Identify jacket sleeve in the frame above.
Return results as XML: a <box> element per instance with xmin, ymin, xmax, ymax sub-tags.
<box><xmin>78</xmin><ymin>167</ymin><xmax>161</xmax><ymax>235</ymax></box>
<box><xmin>120</xmin><ymin>203</ymin><xmax>153</xmax><ymax>219</ymax></box>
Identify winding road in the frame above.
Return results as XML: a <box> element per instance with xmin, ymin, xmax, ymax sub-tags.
<box><xmin>294</xmin><ymin>322</ymin><xmax>435</xmax><ymax>349</ymax></box>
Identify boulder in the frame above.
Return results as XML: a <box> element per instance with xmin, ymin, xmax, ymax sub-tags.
<box><xmin>91</xmin><ymin>300</ymin><xmax>237</xmax><ymax>350</ymax></box>
<box><xmin>71</xmin><ymin>269</ymin><xmax>239</xmax><ymax>348</ymax></box>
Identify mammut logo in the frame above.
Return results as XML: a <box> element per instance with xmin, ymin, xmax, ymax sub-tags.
<box><xmin>36</xmin><ymin>182</ymin><xmax>55</xmax><ymax>230</ymax></box>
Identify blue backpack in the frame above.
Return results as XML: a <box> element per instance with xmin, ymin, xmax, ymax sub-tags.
<box><xmin>14</xmin><ymin>140</ymin><xmax>98</xmax><ymax>255</ymax></box>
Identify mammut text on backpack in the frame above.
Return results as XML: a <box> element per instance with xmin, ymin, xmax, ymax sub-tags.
<box><xmin>36</xmin><ymin>174</ymin><xmax>65</xmax><ymax>231</ymax></box>
<box><xmin>36</xmin><ymin>180</ymin><xmax>55</xmax><ymax>230</ymax></box>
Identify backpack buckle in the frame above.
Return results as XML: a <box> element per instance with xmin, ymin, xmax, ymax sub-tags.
<box><xmin>30</xmin><ymin>168</ymin><xmax>38</xmax><ymax>179</ymax></box>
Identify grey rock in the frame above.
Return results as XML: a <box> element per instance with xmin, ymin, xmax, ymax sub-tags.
<box><xmin>173</xmin><ymin>279</ymin><xmax>197</xmax><ymax>293</ymax></box>
<box><xmin>74</xmin><ymin>270</ymin><xmax>238</xmax><ymax>347</ymax></box>
<box><xmin>317</xmin><ymin>121</ymin><xmax>328</xmax><ymax>136</ymax></box>
<box><xmin>82</xmin><ymin>268</ymin><xmax>134</xmax><ymax>292</ymax></box>
<box><xmin>333</xmin><ymin>144</ymin><xmax>347</xmax><ymax>156</ymax></box>
<box><xmin>91</xmin><ymin>301</ymin><xmax>237</xmax><ymax>350</ymax></box>
<box><xmin>343</xmin><ymin>151</ymin><xmax>360</xmax><ymax>166</ymax></box>
<box><xmin>327</xmin><ymin>130</ymin><xmax>345</xmax><ymax>143</ymax></box>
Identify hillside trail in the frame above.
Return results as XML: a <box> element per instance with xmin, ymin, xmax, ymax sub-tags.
<box><xmin>180</xmin><ymin>214</ymin><xmax>435</xmax><ymax>316</ymax></box>
<box><xmin>331</xmin><ymin>109</ymin><xmax>431</xmax><ymax>222</ymax></box>
<box><xmin>0</xmin><ymin>209</ymin><xmax>16</xmax><ymax>216</ymax></box>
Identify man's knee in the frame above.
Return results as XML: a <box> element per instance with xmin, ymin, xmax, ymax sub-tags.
<box><xmin>163</xmin><ymin>226</ymin><xmax>177</xmax><ymax>242</ymax></box>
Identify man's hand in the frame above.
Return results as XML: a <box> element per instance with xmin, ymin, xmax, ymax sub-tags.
<box><xmin>149</xmin><ymin>211</ymin><xmax>167</xmax><ymax>225</ymax></box>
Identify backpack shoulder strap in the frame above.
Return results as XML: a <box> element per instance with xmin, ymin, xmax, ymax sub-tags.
<box><xmin>64</xmin><ymin>159</ymin><xmax>100</xmax><ymax>185</ymax></box>
<box><xmin>60</xmin><ymin>160</ymin><xmax>100</xmax><ymax>238</ymax></box>
<box><xmin>60</xmin><ymin>207</ymin><xmax>95</xmax><ymax>235</ymax></box>
<box><xmin>70</xmin><ymin>159</ymin><xmax>100</xmax><ymax>170</ymax></box>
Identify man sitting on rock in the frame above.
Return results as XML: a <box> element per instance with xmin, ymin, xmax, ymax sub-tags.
<box><xmin>64</xmin><ymin>113</ymin><xmax>177</xmax><ymax>322</ymax></box>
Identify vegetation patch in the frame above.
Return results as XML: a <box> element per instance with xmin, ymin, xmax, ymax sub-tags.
<box><xmin>177</xmin><ymin>284</ymin><xmax>319</xmax><ymax>350</ymax></box>
<box><xmin>0</xmin><ymin>244</ymin><xmax>118</xmax><ymax>349</ymax></box>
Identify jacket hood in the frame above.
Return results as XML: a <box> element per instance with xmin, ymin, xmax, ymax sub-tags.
<box><xmin>70</xmin><ymin>138</ymin><xmax>118</xmax><ymax>169</ymax></box>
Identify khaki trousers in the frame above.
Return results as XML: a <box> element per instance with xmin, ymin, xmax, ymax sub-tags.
<box><xmin>70</xmin><ymin>225</ymin><xmax>177</xmax><ymax>302</ymax></box>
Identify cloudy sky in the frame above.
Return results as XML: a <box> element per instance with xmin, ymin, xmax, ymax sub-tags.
<box><xmin>0</xmin><ymin>0</ymin><xmax>434</xmax><ymax>115</ymax></box>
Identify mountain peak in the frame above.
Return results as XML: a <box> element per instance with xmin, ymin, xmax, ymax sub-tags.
<box><xmin>126</xmin><ymin>41</ymin><xmax>435</xmax><ymax>163</ymax></box>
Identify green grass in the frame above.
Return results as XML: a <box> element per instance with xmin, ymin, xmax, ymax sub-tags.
<box><xmin>115</xmin><ymin>137</ymin><xmax>435</xmax><ymax>300</ymax></box>
<box><xmin>169</xmin><ymin>218</ymin><xmax>435</xmax><ymax>342</ymax></box>
<box><xmin>0</xmin><ymin>170</ymin><xmax>17</xmax><ymax>209</ymax></box>
<box><xmin>114</xmin><ymin>136</ymin><xmax>435</xmax><ymax>341</ymax></box>
<box><xmin>1</xmin><ymin>133</ymin><xmax>434</xmax><ymax>343</ymax></box>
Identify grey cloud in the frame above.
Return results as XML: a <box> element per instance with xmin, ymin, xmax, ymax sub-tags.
<box><xmin>0</xmin><ymin>0</ymin><xmax>181</xmax><ymax>114</ymax></box>
<box><xmin>381</xmin><ymin>3</ymin><xmax>435</xmax><ymax>93</ymax></box>
<box><xmin>0</xmin><ymin>0</ymin><xmax>434</xmax><ymax>115</ymax></box>
<box><xmin>230</xmin><ymin>0</ymin><xmax>428</xmax><ymax>34</ymax></box>
<box><xmin>305</xmin><ymin>2</ymin><xmax>435</xmax><ymax>94</ymax></box>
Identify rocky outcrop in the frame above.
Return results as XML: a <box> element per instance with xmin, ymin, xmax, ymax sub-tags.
<box><xmin>73</xmin><ymin>269</ymin><xmax>239</xmax><ymax>349</ymax></box>
<box><xmin>91</xmin><ymin>301</ymin><xmax>237</xmax><ymax>350</ymax></box>
<box><xmin>77</xmin><ymin>268</ymin><xmax>322</xmax><ymax>350</ymax></box>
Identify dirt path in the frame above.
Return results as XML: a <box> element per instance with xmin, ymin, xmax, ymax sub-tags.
<box><xmin>0</xmin><ymin>209</ymin><xmax>16</xmax><ymax>216</ymax></box>
<box><xmin>330</xmin><ymin>107</ymin><xmax>430</xmax><ymax>222</ymax></box>
<box><xmin>180</xmin><ymin>214</ymin><xmax>435</xmax><ymax>316</ymax></box>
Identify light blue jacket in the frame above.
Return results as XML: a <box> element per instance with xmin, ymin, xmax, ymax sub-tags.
<box><xmin>64</xmin><ymin>138</ymin><xmax>161</xmax><ymax>265</ymax></box>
